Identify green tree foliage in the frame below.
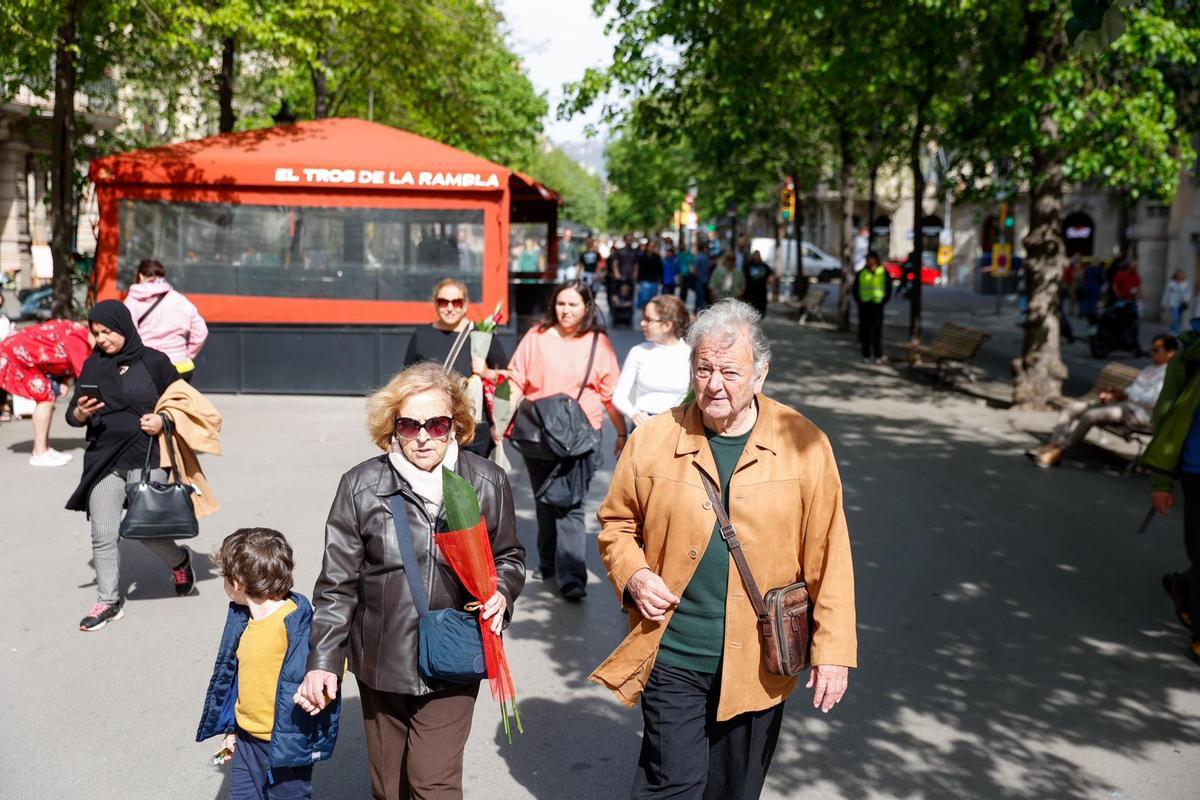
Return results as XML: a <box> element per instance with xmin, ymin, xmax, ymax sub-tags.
<box><xmin>604</xmin><ymin>118</ymin><xmax>693</xmax><ymax>233</ymax></box>
<box><xmin>954</xmin><ymin>0</ymin><xmax>1197</xmax><ymax>406</ymax></box>
<box><xmin>526</xmin><ymin>144</ymin><xmax>606</xmax><ymax>231</ymax></box>
<box><xmin>0</xmin><ymin>0</ymin><xmax>548</xmax><ymax>317</ymax></box>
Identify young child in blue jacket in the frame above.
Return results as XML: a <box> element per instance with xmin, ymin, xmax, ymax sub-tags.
<box><xmin>197</xmin><ymin>528</ymin><xmax>340</xmax><ymax>799</ymax></box>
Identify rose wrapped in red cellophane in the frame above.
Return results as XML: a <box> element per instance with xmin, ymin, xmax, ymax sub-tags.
<box><xmin>438</xmin><ymin>467</ymin><xmax>522</xmax><ymax>740</ymax></box>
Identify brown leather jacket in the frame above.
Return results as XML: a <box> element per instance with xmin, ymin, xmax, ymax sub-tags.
<box><xmin>592</xmin><ymin>395</ymin><xmax>856</xmax><ymax>721</ymax></box>
<box><xmin>307</xmin><ymin>451</ymin><xmax>526</xmax><ymax>695</ymax></box>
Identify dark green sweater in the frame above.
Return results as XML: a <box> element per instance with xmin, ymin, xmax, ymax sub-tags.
<box><xmin>656</xmin><ymin>426</ymin><xmax>751</xmax><ymax>673</ymax></box>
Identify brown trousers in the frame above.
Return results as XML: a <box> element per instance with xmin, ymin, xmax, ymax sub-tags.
<box><xmin>359</xmin><ymin>681</ymin><xmax>480</xmax><ymax>800</ymax></box>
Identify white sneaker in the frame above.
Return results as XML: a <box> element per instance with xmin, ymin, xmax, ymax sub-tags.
<box><xmin>29</xmin><ymin>449</ymin><xmax>72</xmax><ymax>467</ymax></box>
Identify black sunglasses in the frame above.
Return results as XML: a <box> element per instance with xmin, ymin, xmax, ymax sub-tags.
<box><xmin>394</xmin><ymin>416</ymin><xmax>453</xmax><ymax>440</ymax></box>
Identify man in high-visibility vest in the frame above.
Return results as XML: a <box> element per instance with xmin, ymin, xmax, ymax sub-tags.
<box><xmin>852</xmin><ymin>252</ymin><xmax>892</xmax><ymax>363</ymax></box>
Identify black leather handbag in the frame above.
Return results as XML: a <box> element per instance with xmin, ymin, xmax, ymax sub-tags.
<box><xmin>510</xmin><ymin>332</ymin><xmax>599</xmax><ymax>460</ymax></box>
<box><xmin>119</xmin><ymin>414</ymin><xmax>199</xmax><ymax>540</ymax></box>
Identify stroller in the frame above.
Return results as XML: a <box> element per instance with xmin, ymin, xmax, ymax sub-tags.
<box><xmin>1088</xmin><ymin>300</ymin><xmax>1142</xmax><ymax>358</ymax></box>
<box><xmin>609</xmin><ymin>278</ymin><xmax>635</xmax><ymax>328</ymax></box>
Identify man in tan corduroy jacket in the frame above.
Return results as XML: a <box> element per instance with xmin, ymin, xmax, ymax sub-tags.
<box><xmin>592</xmin><ymin>299</ymin><xmax>856</xmax><ymax>799</ymax></box>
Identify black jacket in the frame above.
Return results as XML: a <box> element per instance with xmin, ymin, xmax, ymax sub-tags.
<box><xmin>307</xmin><ymin>451</ymin><xmax>525</xmax><ymax>695</ymax></box>
<box><xmin>64</xmin><ymin>348</ymin><xmax>178</xmax><ymax>512</ymax></box>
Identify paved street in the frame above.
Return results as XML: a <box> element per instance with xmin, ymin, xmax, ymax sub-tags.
<box><xmin>3</xmin><ymin>291</ymin><xmax>1199</xmax><ymax>799</ymax></box>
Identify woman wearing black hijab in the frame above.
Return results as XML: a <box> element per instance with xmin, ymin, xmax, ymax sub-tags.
<box><xmin>66</xmin><ymin>300</ymin><xmax>195</xmax><ymax>632</ymax></box>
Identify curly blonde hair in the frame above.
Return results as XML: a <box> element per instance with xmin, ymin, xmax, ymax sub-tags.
<box><xmin>366</xmin><ymin>362</ymin><xmax>476</xmax><ymax>450</ymax></box>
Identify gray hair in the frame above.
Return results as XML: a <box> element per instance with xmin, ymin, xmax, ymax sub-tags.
<box><xmin>686</xmin><ymin>299</ymin><xmax>771</xmax><ymax>378</ymax></box>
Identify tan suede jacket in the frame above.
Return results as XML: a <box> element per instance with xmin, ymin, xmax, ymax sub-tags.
<box><xmin>591</xmin><ymin>394</ymin><xmax>857</xmax><ymax>721</ymax></box>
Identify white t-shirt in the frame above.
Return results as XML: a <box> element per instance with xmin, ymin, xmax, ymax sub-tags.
<box><xmin>614</xmin><ymin>340</ymin><xmax>692</xmax><ymax>421</ymax></box>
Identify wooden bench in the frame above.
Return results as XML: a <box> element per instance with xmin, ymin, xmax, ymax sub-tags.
<box><xmin>797</xmin><ymin>289</ymin><xmax>828</xmax><ymax>324</ymax></box>
<box><xmin>1049</xmin><ymin>361</ymin><xmax>1152</xmax><ymax>473</ymax></box>
<box><xmin>903</xmin><ymin>322</ymin><xmax>991</xmax><ymax>383</ymax></box>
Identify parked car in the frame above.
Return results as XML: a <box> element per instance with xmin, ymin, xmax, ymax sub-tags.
<box><xmin>18</xmin><ymin>286</ymin><xmax>53</xmax><ymax>321</ymax></box>
<box><xmin>749</xmin><ymin>238</ymin><xmax>845</xmax><ymax>283</ymax></box>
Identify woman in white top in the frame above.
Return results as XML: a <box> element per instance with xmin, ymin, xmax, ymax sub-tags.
<box><xmin>614</xmin><ymin>294</ymin><xmax>692</xmax><ymax>427</ymax></box>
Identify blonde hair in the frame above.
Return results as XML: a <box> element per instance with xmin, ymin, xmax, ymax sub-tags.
<box><xmin>432</xmin><ymin>278</ymin><xmax>468</xmax><ymax>302</ymax></box>
<box><xmin>366</xmin><ymin>362</ymin><xmax>476</xmax><ymax>450</ymax></box>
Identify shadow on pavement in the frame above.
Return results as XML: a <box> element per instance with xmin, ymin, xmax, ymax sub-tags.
<box><xmin>759</xmin><ymin>308</ymin><xmax>1200</xmax><ymax>799</ymax></box>
<box><xmin>93</xmin><ymin>545</ymin><xmax>222</xmax><ymax>601</ymax></box>
<box><xmin>5</xmin><ymin>435</ymin><xmax>87</xmax><ymax>454</ymax></box>
<box><xmin>493</xmin><ymin>696</ymin><xmax>639</xmax><ymax>799</ymax></box>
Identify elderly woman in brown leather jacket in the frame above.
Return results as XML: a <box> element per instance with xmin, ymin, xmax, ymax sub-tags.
<box><xmin>295</xmin><ymin>362</ymin><xmax>525</xmax><ymax>800</ymax></box>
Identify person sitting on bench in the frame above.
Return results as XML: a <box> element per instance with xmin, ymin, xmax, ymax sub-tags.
<box><xmin>1029</xmin><ymin>335</ymin><xmax>1178</xmax><ymax>468</ymax></box>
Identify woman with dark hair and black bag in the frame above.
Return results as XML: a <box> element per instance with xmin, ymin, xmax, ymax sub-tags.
<box><xmin>505</xmin><ymin>280</ymin><xmax>625</xmax><ymax>600</ymax></box>
<box><xmin>66</xmin><ymin>300</ymin><xmax>196</xmax><ymax>632</ymax></box>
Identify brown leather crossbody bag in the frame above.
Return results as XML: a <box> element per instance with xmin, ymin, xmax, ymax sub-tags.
<box><xmin>697</xmin><ymin>468</ymin><xmax>812</xmax><ymax>675</ymax></box>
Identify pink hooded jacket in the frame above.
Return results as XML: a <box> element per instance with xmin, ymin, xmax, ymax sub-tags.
<box><xmin>123</xmin><ymin>279</ymin><xmax>209</xmax><ymax>364</ymax></box>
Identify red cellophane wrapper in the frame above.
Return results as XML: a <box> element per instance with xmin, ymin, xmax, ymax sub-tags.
<box><xmin>434</xmin><ymin>520</ymin><xmax>520</xmax><ymax>712</ymax></box>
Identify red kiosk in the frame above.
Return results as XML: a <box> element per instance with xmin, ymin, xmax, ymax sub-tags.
<box><xmin>90</xmin><ymin>118</ymin><xmax>559</xmax><ymax>393</ymax></box>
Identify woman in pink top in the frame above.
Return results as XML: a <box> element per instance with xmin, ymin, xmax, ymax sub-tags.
<box><xmin>506</xmin><ymin>280</ymin><xmax>626</xmax><ymax>600</ymax></box>
<box><xmin>123</xmin><ymin>259</ymin><xmax>208</xmax><ymax>383</ymax></box>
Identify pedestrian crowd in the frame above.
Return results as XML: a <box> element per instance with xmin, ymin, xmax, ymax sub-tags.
<box><xmin>572</xmin><ymin>232</ymin><xmax>776</xmax><ymax>325</ymax></box>
<box><xmin>0</xmin><ymin>259</ymin><xmax>858</xmax><ymax>800</ymax></box>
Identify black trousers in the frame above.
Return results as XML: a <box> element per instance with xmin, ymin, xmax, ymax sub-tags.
<box><xmin>1178</xmin><ymin>473</ymin><xmax>1200</xmax><ymax>640</ymax></box>
<box><xmin>858</xmin><ymin>303</ymin><xmax>884</xmax><ymax>358</ymax></box>
<box><xmin>631</xmin><ymin>664</ymin><xmax>784</xmax><ymax>800</ymax></box>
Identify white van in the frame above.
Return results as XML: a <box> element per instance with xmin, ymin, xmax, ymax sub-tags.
<box><xmin>749</xmin><ymin>238</ymin><xmax>844</xmax><ymax>283</ymax></box>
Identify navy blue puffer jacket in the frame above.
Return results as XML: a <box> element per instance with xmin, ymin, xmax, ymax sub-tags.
<box><xmin>196</xmin><ymin>592</ymin><xmax>340</xmax><ymax>770</ymax></box>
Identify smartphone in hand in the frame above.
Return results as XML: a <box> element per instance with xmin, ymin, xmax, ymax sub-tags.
<box><xmin>78</xmin><ymin>384</ymin><xmax>102</xmax><ymax>403</ymax></box>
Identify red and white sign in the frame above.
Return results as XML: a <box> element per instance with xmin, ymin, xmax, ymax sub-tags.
<box><xmin>273</xmin><ymin>167</ymin><xmax>500</xmax><ymax>189</ymax></box>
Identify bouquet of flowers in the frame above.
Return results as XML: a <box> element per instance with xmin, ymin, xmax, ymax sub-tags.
<box><xmin>473</xmin><ymin>301</ymin><xmax>504</xmax><ymax>334</ymax></box>
<box><xmin>438</xmin><ymin>468</ymin><xmax>522</xmax><ymax>741</ymax></box>
<box><xmin>471</xmin><ymin>301</ymin><xmax>504</xmax><ymax>360</ymax></box>
<box><xmin>489</xmin><ymin>377</ymin><xmax>520</xmax><ymax>470</ymax></box>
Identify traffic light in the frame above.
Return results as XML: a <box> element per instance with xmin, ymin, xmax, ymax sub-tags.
<box><xmin>1000</xmin><ymin>203</ymin><xmax>1014</xmax><ymax>231</ymax></box>
<box><xmin>1004</xmin><ymin>212</ymin><xmax>1015</xmax><ymax>230</ymax></box>
<box><xmin>780</xmin><ymin>188</ymin><xmax>795</xmax><ymax>221</ymax></box>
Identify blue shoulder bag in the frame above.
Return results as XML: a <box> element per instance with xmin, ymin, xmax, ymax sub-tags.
<box><xmin>388</xmin><ymin>495</ymin><xmax>487</xmax><ymax>684</ymax></box>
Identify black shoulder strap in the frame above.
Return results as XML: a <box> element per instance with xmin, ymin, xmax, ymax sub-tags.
<box><xmin>388</xmin><ymin>494</ymin><xmax>430</xmax><ymax>617</ymax></box>
<box><xmin>576</xmin><ymin>332</ymin><xmax>600</xmax><ymax>402</ymax></box>
<box><xmin>138</xmin><ymin>292</ymin><xmax>169</xmax><ymax>325</ymax></box>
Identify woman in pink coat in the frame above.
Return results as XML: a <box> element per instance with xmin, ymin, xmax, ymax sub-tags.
<box><xmin>123</xmin><ymin>259</ymin><xmax>208</xmax><ymax>382</ymax></box>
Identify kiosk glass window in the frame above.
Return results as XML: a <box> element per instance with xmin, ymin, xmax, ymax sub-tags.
<box><xmin>117</xmin><ymin>200</ymin><xmax>485</xmax><ymax>301</ymax></box>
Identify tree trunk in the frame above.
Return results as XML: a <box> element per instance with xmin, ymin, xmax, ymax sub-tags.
<box><xmin>311</xmin><ymin>50</ymin><xmax>330</xmax><ymax>119</ymax></box>
<box><xmin>907</xmin><ymin>129</ymin><xmax>926</xmax><ymax>343</ymax></box>
<box><xmin>50</xmin><ymin>0</ymin><xmax>81</xmax><ymax>320</ymax></box>
<box><xmin>1011</xmin><ymin>19</ymin><xmax>1069</xmax><ymax>408</ymax></box>
<box><xmin>837</xmin><ymin>126</ymin><xmax>855</xmax><ymax>332</ymax></box>
<box><xmin>1012</xmin><ymin>138</ymin><xmax>1068</xmax><ymax>407</ymax></box>
<box><xmin>867</xmin><ymin>162</ymin><xmax>878</xmax><ymax>253</ymax></box>
<box><xmin>793</xmin><ymin>172</ymin><xmax>805</xmax><ymax>302</ymax></box>
<box><xmin>218</xmin><ymin>36</ymin><xmax>236</xmax><ymax>133</ymax></box>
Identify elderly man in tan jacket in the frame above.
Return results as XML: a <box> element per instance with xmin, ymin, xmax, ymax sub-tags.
<box><xmin>592</xmin><ymin>299</ymin><xmax>856</xmax><ymax>799</ymax></box>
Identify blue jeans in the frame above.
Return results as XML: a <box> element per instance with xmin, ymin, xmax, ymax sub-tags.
<box><xmin>1170</xmin><ymin>304</ymin><xmax>1185</xmax><ymax>335</ymax></box>
<box><xmin>230</xmin><ymin>729</ymin><xmax>312</xmax><ymax>800</ymax></box>
<box><xmin>637</xmin><ymin>281</ymin><xmax>658</xmax><ymax>310</ymax></box>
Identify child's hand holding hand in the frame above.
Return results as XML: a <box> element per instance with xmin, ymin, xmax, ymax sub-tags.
<box><xmin>295</xmin><ymin>670</ymin><xmax>338</xmax><ymax>716</ymax></box>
